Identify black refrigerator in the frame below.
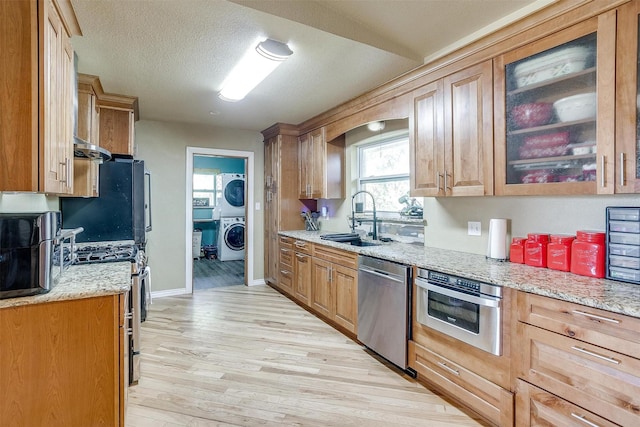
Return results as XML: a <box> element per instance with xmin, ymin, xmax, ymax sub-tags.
<box><xmin>61</xmin><ymin>159</ymin><xmax>151</xmax><ymax>246</ymax></box>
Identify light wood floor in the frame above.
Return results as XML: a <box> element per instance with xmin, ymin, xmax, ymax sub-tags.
<box><xmin>193</xmin><ymin>258</ymin><xmax>245</xmax><ymax>290</ymax></box>
<box><xmin>127</xmin><ymin>285</ymin><xmax>488</xmax><ymax>427</ymax></box>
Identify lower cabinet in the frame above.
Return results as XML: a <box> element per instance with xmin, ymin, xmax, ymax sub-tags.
<box><xmin>410</xmin><ymin>341</ymin><xmax>514</xmax><ymax>426</ymax></box>
<box><xmin>278</xmin><ymin>236</ymin><xmax>294</xmax><ymax>296</ymax></box>
<box><xmin>409</xmin><ymin>283</ymin><xmax>514</xmax><ymax>426</ymax></box>
<box><xmin>273</xmin><ymin>237</ymin><xmax>358</xmax><ymax>336</ymax></box>
<box><xmin>0</xmin><ymin>294</ymin><xmax>126</xmax><ymax>426</ymax></box>
<box><xmin>311</xmin><ymin>245</ymin><xmax>358</xmax><ymax>334</ymax></box>
<box><xmin>515</xmin><ymin>379</ymin><xmax>618</xmax><ymax>427</ymax></box>
<box><xmin>515</xmin><ymin>292</ymin><xmax>640</xmax><ymax>427</ymax></box>
<box><xmin>293</xmin><ymin>250</ymin><xmax>311</xmax><ymax>305</ymax></box>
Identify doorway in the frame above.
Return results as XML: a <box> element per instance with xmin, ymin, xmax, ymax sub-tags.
<box><xmin>185</xmin><ymin>147</ymin><xmax>255</xmax><ymax>293</ymax></box>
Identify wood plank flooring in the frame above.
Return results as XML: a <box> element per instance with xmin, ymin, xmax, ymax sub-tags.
<box><xmin>127</xmin><ymin>285</ymin><xmax>488</xmax><ymax>427</ymax></box>
<box><xmin>193</xmin><ymin>258</ymin><xmax>245</xmax><ymax>290</ymax></box>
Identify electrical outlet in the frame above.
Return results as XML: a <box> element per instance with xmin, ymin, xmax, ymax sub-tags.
<box><xmin>468</xmin><ymin>221</ymin><xmax>481</xmax><ymax>236</ymax></box>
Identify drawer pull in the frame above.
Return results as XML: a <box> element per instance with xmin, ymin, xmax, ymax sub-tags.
<box><xmin>572</xmin><ymin>310</ymin><xmax>620</xmax><ymax>324</ymax></box>
<box><xmin>571</xmin><ymin>412</ymin><xmax>601</xmax><ymax>427</ymax></box>
<box><xmin>295</xmin><ymin>241</ymin><xmax>307</xmax><ymax>248</ymax></box>
<box><xmin>280</xmin><ymin>270</ymin><xmax>291</xmax><ymax>276</ymax></box>
<box><xmin>571</xmin><ymin>346</ymin><xmax>620</xmax><ymax>365</ymax></box>
<box><xmin>281</xmin><ymin>248</ymin><xmax>290</xmax><ymax>253</ymax></box>
<box><xmin>437</xmin><ymin>361</ymin><xmax>460</xmax><ymax>376</ymax></box>
<box><xmin>296</xmin><ymin>254</ymin><xmax>307</xmax><ymax>260</ymax></box>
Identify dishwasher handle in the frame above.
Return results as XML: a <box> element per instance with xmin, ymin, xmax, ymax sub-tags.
<box><xmin>359</xmin><ymin>265</ymin><xmax>405</xmax><ymax>284</ymax></box>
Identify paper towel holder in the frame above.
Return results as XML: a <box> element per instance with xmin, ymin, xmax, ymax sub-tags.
<box><xmin>487</xmin><ymin>218</ymin><xmax>509</xmax><ymax>261</ymax></box>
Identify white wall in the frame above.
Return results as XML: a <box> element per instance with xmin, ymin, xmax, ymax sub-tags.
<box><xmin>135</xmin><ymin>120</ymin><xmax>264</xmax><ymax>294</ymax></box>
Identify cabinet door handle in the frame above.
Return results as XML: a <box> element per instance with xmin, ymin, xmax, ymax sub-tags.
<box><xmin>570</xmin><ymin>413</ymin><xmax>601</xmax><ymax>427</ymax></box>
<box><xmin>571</xmin><ymin>346</ymin><xmax>620</xmax><ymax>365</ymax></box>
<box><xmin>444</xmin><ymin>171</ymin><xmax>451</xmax><ymax>192</ymax></box>
<box><xmin>572</xmin><ymin>310</ymin><xmax>620</xmax><ymax>324</ymax></box>
<box><xmin>437</xmin><ymin>361</ymin><xmax>460</xmax><ymax>376</ymax></box>
<box><xmin>600</xmin><ymin>155</ymin><xmax>606</xmax><ymax>188</ymax></box>
<box><xmin>620</xmin><ymin>152</ymin><xmax>626</xmax><ymax>187</ymax></box>
<box><xmin>436</xmin><ymin>172</ymin><xmax>443</xmax><ymax>192</ymax></box>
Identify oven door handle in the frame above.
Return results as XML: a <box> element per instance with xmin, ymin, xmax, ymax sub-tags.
<box><xmin>416</xmin><ymin>279</ymin><xmax>501</xmax><ymax>308</ymax></box>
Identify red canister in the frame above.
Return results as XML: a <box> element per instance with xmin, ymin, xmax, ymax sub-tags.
<box><xmin>570</xmin><ymin>230</ymin><xmax>606</xmax><ymax>278</ymax></box>
<box><xmin>525</xmin><ymin>233</ymin><xmax>549</xmax><ymax>267</ymax></box>
<box><xmin>510</xmin><ymin>237</ymin><xmax>526</xmax><ymax>263</ymax></box>
<box><xmin>547</xmin><ymin>234</ymin><xmax>575</xmax><ymax>272</ymax></box>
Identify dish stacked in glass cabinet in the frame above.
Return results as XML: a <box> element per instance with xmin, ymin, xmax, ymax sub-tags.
<box><xmin>506</xmin><ymin>35</ymin><xmax>597</xmax><ymax>185</ymax></box>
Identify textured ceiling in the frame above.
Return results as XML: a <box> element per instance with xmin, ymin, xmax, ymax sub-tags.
<box><xmin>70</xmin><ymin>0</ymin><xmax>546</xmax><ymax>132</ymax></box>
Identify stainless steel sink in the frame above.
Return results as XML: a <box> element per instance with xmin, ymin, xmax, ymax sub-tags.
<box><xmin>350</xmin><ymin>240</ymin><xmax>380</xmax><ymax>247</ymax></box>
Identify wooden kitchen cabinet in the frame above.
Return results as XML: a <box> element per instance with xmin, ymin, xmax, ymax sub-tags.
<box><xmin>262</xmin><ymin>124</ymin><xmax>301</xmax><ymax>288</ymax></box>
<box><xmin>494</xmin><ymin>13</ymin><xmax>617</xmax><ymax>196</ymax></box>
<box><xmin>615</xmin><ymin>0</ymin><xmax>640</xmax><ymax>193</ymax></box>
<box><xmin>515</xmin><ymin>379</ymin><xmax>617</xmax><ymax>427</ymax></box>
<box><xmin>0</xmin><ymin>295</ymin><xmax>126</xmax><ymax>426</ymax></box>
<box><xmin>298</xmin><ymin>127</ymin><xmax>345</xmax><ymax>199</ymax></box>
<box><xmin>293</xmin><ymin>242</ymin><xmax>312</xmax><ymax>305</ymax></box>
<box><xmin>278</xmin><ymin>236</ymin><xmax>294</xmax><ymax>296</ymax></box>
<box><xmin>515</xmin><ymin>291</ymin><xmax>640</xmax><ymax>426</ymax></box>
<box><xmin>98</xmin><ymin>94</ymin><xmax>139</xmax><ymax>156</ymax></box>
<box><xmin>409</xmin><ymin>60</ymin><xmax>494</xmax><ymax>197</ymax></box>
<box><xmin>310</xmin><ymin>245</ymin><xmax>358</xmax><ymax>334</ymax></box>
<box><xmin>409</xmin><ymin>283</ymin><xmax>514</xmax><ymax>426</ymax></box>
<box><xmin>0</xmin><ymin>0</ymin><xmax>80</xmax><ymax>194</ymax></box>
<box><xmin>72</xmin><ymin>73</ymin><xmax>103</xmax><ymax>197</ymax></box>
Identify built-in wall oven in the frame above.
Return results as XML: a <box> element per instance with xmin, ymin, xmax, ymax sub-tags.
<box><xmin>415</xmin><ymin>268</ymin><xmax>503</xmax><ymax>356</ymax></box>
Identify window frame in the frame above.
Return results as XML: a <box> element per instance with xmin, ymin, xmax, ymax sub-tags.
<box><xmin>356</xmin><ymin>132</ymin><xmax>410</xmax><ymax>213</ymax></box>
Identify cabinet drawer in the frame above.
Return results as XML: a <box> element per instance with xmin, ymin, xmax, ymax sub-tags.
<box><xmin>279</xmin><ymin>236</ymin><xmax>293</xmax><ymax>250</ymax></box>
<box><xmin>517</xmin><ymin>292</ymin><xmax>640</xmax><ymax>358</ymax></box>
<box><xmin>279</xmin><ymin>247</ymin><xmax>293</xmax><ymax>267</ymax></box>
<box><xmin>409</xmin><ymin>341</ymin><xmax>514</xmax><ymax>427</ymax></box>
<box><xmin>293</xmin><ymin>239</ymin><xmax>313</xmax><ymax>255</ymax></box>
<box><xmin>515</xmin><ymin>379</ymin><xmax>617</xmax><ymax>427</ymax></box>
<box><xmin>313</xmin><ymin>244</ymin><xmax>358</xmax><ymax>269</ymax></box>
<box><xmin>279</xmin><ymin>268</ymin><xmax>293</xmax><ymax>294</ymax></box>
<box><xmin>517</xmin><ymin>322</ymin><xmax>640</xmax><ymax>426</ymax></box>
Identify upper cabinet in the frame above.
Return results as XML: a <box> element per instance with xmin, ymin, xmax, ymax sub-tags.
<box><xmin>410</xmin><ymin>60</ymin><xmax>494</xmax><ymax>197</ymax></box>
<box><xmin>72</xmin><ymin>74</ymin><xmax>102</xmax><ymax>197</ymax></box>
<box><xmin>494</xmin><ymin>13</ymin><xmax>617</xmax><ymax>195</ymax></box>
<box><xmin>298</xmin><ymin>127</ymin><xmax>345</xmax><ymax>199</ymax></box>
<box><xmin>616</xmin><ymin>1</ymin><xmax>640</xmax><ymax>193</ymax></box>
<box><xmin>98</xmin><ymin>95</ymin><xmax>139</xmax><ymax>157</ymax></box>
<box><xmin>0</xmin><ymin>0</ymin><xmax>80</xmax><ymax>194</ymax></box>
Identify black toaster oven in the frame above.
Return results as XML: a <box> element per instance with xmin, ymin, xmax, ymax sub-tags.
<box><xmin>0</xmin><ymin>211</ymin><xmax>61</xmax><ymax>299</ymax></box>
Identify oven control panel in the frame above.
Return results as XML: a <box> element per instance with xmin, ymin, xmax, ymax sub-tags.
<box><xmin>423</xmin><ymin>269</ymin><xmax>502</xmax><ymax>298</ymax></box>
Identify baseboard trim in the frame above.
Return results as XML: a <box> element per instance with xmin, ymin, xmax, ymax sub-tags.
<box><xmin>151</xmin><ymin>288</ymin><xmax>190</xmax><ymax>298</ymax></box>
<box><xmin>248</xmin><ymin>279</ymin><xmax>266</xmax><ymax>286</ymax></box>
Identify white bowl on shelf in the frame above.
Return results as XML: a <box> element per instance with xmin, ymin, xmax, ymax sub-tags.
<box><xmin>553</xmin><ymin>92</ymin><xmax>596</xmax><ymax>122</ymax></box>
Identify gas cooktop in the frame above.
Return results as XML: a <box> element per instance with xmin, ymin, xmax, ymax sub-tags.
<box><xmin>75</xmin><ymin>243</ymin><xmax>138</xmax><ymax>264</ymax></box>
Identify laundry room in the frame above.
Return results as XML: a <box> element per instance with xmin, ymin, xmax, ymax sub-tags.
<box><xmin>191</xmin><ymin>155</ymin><xmax>246</xmax><ymax>290</ymax></box>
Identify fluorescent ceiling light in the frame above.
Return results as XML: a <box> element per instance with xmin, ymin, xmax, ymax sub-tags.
<box><xmin>219</xmin><ymin>38</ymin><xmax>293</xmax><ymax>102</ymax></box>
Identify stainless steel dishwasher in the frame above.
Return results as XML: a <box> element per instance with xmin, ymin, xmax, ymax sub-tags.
<box><xmin>357</xmin><ymin>255</ymin><xmax>411</xmax><ymax>370</ymax></box>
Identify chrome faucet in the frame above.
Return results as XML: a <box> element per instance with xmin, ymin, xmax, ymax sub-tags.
<box><xmin>351</xmin><ymin>190</ymin><xmax>377</xmax><ymax>240</ymax></box>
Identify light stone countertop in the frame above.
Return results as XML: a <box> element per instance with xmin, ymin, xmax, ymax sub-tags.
<box><xmin>280</xmin><ymin>230</ymin><xmax>640</xmax><ymax>318</ymax></box>
<box><xmin>0</xmin><ymin>262</ymin><xmax>131</xmax><ymax>309</ymax></box>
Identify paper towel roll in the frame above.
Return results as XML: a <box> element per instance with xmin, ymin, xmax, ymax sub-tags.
<box><xmin>487</xmin><ymin>218</ymin><xmax>508</xmax><ymax>260</ymax></box>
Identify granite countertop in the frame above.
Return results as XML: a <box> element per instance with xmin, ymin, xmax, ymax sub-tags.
<box><xmin>0</xmin><ymin>262</ymin><xmax>131</xmax><ymax>309</ymax></box>
<box><xmin>280</xmin><ymin>230</ymin><xmax>640</xmax><ymax>318</ymax></box>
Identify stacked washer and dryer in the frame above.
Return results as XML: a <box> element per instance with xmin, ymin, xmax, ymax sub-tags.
<box><xmin>218</xmin><ymin>173</ymin><xmax>246</xmax><ymax>261</ymax></box>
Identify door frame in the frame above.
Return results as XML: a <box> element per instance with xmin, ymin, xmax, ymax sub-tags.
<box><xmin>185</xmin><ymin>146</ymin><xmax>255</xmax><ymax>293</ymax></box>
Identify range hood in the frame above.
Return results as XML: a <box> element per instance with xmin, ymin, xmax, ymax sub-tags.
<box><xmin>73</xmin><ymin>53</ymin><xmax>111</xmax><ymax>162</ymax></box>
<box><xmin>74</xmin><ymin>137</ymin><xmax>111</xmax><ymax>162</ymax></box>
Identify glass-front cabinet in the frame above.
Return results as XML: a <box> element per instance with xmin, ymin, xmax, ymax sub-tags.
<box><xmin>495</xmin><ymin>14</ymin><xmax>617</xmax><ymax>195</ymax></box>
<box><xmin>616</xmin><ymin>1</ymin><xmax>640</xmax><ymax>193</ymax></box>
